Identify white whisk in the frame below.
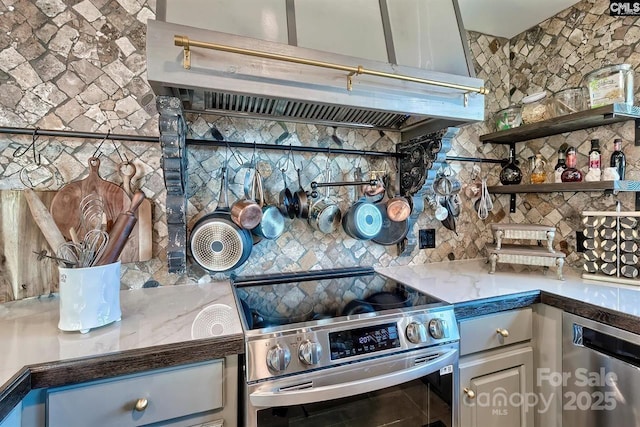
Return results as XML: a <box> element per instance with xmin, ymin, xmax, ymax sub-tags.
<box><xmin>477</xmin><ymin>178</ymin><xmax>493</xmax><ymax>220</ymax></box>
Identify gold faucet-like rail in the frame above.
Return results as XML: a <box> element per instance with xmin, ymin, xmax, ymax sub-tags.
<box><xmin>174</xmin><ymin>35</ymin><xmax>489</xmax><ymax>96</ymax></box>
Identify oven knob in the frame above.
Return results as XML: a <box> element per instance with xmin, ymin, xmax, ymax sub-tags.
<box><xmin>428</xmin><ymin>318</ymin><xmax>447</xmax><ymax>339</ymax></box>
<box><xmin>266</xmin><ymin>344</ymin><xmax>291</xmax><ymax>372</ymax></box>
<box><xmin>298</xmin><ymin>340</ymin><xmax>322</xmax><ymax>365</ymax></box>
<box><xmin>406</xmin><ymin>322</ymin><xmax>428</xmax><ymax>344</ymax></box>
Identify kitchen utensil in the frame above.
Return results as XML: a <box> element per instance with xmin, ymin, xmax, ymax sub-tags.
<box><xmin>189</xmin><ymin>167</ymin><xmax>253</xmax><ymax>272</ymax></box>
<box><xmin>477</xmin><ymin>178</ymin><xmax>492</xmax><ymax>220</ymax></box>
<box><xmin>308</xmin><ymin>166</ymin><xmax>342</xmax><ymax>234</ymax></box>
<box><xmin>1</xmin><ymin>190</ymin><xmax>59</xmax><ymax>300</ymax></box>
<box><xmin>119</xmin><ymin>161</ymin><xmax>153</xmax><ymax>262</ymax></box>
<box><xmin>441</xmin><ymin>199</ymin><xmax>458</xmax><ymax>235</ymax></box>
<box><xmin>372</xmin><ymin>200</ymin><xmax>409</xmax><ymax>246</ymax></box>
<box><xmin>32</xmin><ymin>250</ymin><xmax>76</xmax><ymax>267</ymax></box>
<box><xmin>386</xmin><ymin>195</ymin><xmax>411</xmax><ymax>222</ymax></box>
<box><xmin>79</xmin><ymin>193</ymin><xmax>105</xmax><ymax>232</ymax></box>
<box><xmin>95</xmin><ymin>191</ymin><xmax>145</xmax><ymax>266</ymax></box>
<box><xmin>23</xmin><ymin>188</ymin><xmax>67</xmax><ymax>254</ymax></box>
<box><xmin>434</xmin><ymin>198</ymin><xmax>448</xmax><ymax>221</ymax></box>
<box><xmin>230</xmin><ymin>168</ymin><xmax>263</xmax><ymax>230</ymax></box>
<box><xmin>252</xmin><ymin>170</ymin><xmax>285</xmax><ymax>240</ymax></box>
<box><xmin>50</xmin><ymin>157</ymin><xmax>131</xmax><ymax>240</ymax></box>
<box><xmin>342</xmin><ymin>198</ymin><xmax>383</xmax><ymax>240</ymax></box>
<box><xmin>293</xmin><ymin>167</ymin><xmax>309</xmax><ymax>219</ymax></box>
<box><xmin>278</xmin><ymin>169</ymin><xmax>296</xmax><ymax>219</ymax></box>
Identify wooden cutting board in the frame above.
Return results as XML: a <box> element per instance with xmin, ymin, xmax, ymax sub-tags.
<box><xmin>0</xmin><ymin>190</ymin><xmax>59</xmax><ymax>302</ymax></box>
<box><xmin>49</xmin><ymin>157</ymin><xmax>139</xmax><ymax>264</ymax></box>
<box><xmin>119</xmin><ymin>162</ymin><xmax>152</xmax><ymax>262</ymax></box>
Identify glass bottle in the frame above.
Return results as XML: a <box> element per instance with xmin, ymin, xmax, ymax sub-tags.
<box><xmin>561</xmin><ymin>146</ymin><xmax>583</xmax><ymax>182</ymax></box>
<box><xmin>610</xmin><ymin>138</ymin><xmax>626</xmax><ymax>180</ymax></box>
<box><xmin>530</xmin><ymin>154</ymin><xmax>547</xmax><ymax>183</ymax></box>
<box><xmin>500</xmin><ymin>147</ymin><xmax>522</xmax><ymax>185</ymax></box>
<box><xmin>554</xmin><ymin>149</ymin><xmax>567</xmax><ymax>183</ymax></box>
<box><xmin>588</xmin><ymin>139</ymin><xmax>601</xmax><ymax>170</ymax></box>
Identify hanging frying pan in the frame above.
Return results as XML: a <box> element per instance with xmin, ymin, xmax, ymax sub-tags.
<box><xmin>190</xmin><ymin>167</ymin><xmax>253</xmax><ymax>272</ymax></box>
<box><xmin>372</xmin><ymin>200</ymin><xmax>409</xmax><ymax>246</ymax></box>
<box><xmin>293</xmin><ymin>167</ymin><xmax>309</xmax><ymax>219</ymax></box>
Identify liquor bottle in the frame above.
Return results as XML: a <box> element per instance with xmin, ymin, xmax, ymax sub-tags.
<box><xmin>610</xmin><ymin>138</ymin><xmax>626</xmax><ymax>180</ymax></box>
<box><xmin>554</xmin><ymin>149</ymin><xmax>567</xmax><ymax>183</ymax></box>
<box><xmin>499</xmin><ymin>147</ymin><xmax>522</xmax><ymax>185</ymax></box>
<box><xmin>561</xmin><ymin>146</ymin><xmax>583</xmax><ymax>182</ymax></box>
<box><xmin>588</xmin><ymin>139</ymin><xmax>601</xmax><ymax>170</ymax></box>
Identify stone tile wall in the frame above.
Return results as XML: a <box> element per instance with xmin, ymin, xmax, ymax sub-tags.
<box><xmin>0</xmin><ymin>0</ymin><xmax>637</xmax><ymax>301</ymax></box>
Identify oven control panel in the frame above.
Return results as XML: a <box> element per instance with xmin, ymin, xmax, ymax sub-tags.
<box><xmin>244</xmin><ymin>307</ymin><xmax>459</xmax><ymax>382</ymax></box>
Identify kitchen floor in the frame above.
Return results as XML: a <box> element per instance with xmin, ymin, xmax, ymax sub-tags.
<box><xmin>258</xmin><ymin>379</ymin><xmax>451</xmax><ymax>427</ymax></box>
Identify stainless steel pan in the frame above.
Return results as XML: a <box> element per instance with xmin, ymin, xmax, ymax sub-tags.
<box><xmin>308</xmin><ymin>165</ymin><xmax>341</xmax><ymax>233</ymax></box>
<box><xmin>252</xmin><ymin>170</ymin><xmax>285</xmax><ymax>240</ymax></box>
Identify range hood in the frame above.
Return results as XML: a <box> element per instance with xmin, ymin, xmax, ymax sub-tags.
<box><xmin>147</xmin><ymin>1</ymin><xmax>486</xmax><ymax>139</ymax></box>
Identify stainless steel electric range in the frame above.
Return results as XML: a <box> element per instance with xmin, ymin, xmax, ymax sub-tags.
<box><xmin>231</xmin><ymin>267</ymin><xmax>460</xmax><ymax>427</ymax></box>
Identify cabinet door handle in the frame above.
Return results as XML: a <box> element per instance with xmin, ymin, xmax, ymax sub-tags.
<box><xmin>496</xmin><ymin>328</ymin><xmax>509</xmax><ymax>338</ymax></box>
<box><xmin>134</xmin><ymin>398</ymin><xmax>149</xmax><ymax>411</ymax></box>
<box><xmin>463</xmin><ymin>387</ymin><xmax>476</xmax><ymax>399</ymax></box>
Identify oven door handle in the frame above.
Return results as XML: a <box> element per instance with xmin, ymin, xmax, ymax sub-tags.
<box><xmin>250</xmin><ymin>348</ymin><xmax>457</xmax><ymax>408</ymax></box>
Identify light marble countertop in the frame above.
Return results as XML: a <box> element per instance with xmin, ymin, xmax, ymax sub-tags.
<box><xmin>377</xmin><ymin>259</ymin><xmax>640</xmax><ymax>317</ymax></box>
<box><xmin>0</xmin><ymin>280</ymin><xmax>242</xmax><ymax>390</ymax></box>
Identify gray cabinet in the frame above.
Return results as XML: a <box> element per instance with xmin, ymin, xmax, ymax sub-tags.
<box><xmin>46</xmin><ymin>356</ymin><xmax>237</xmax><ymax>427</ymax></box>
<box><xmin>459</xmin><ymin>308</ymin><xmax>534</xmax><ymax>427</ymax></box>
<box><xmin>0</xmin><ymin>404</ymin><xmax>20</xmax><ymax>427</ymax></box>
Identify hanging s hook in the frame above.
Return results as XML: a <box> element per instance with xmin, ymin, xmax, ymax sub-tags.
<box><xmin>13</xmin><ymin>127</ymin><xmax>42</xmax><ymax>165</ymax></box>
<box><xmin>92</xmin><ymin>130</ymin><xmax>111</xmax><ymax>158</ymax></box>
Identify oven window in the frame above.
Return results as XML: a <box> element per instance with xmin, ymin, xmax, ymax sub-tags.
<box><xmin>256</xmin><ymin>377</ymin><xmax>452</xmax><ymax>427</ymax></box>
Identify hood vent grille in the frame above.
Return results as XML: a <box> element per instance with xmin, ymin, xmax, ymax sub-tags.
<box><xmin>178</xmin><ymin>88</ymin><xmax>410</xmax><ymax>128</ymax></box>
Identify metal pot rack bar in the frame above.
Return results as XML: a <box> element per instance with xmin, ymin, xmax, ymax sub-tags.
<box><xmin>0</xmin><ymin>126</ymin><xmax>401</xmax><ymax>158</ymax></box>
<box><xmin>174</xmin><ymin>35</ymin><xmax>489</xmax><ymax>97</ymax></box>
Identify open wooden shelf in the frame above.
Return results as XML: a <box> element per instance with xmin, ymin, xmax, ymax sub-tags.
<box><xmin>487</xmin><ymin>180</ymin><xmax>640</xmax><ymax>194</ymax></box>
<box><xmin>480</xmin><ymin>103</ymin><xmax>640</xmax><ymax>145</ymax></box>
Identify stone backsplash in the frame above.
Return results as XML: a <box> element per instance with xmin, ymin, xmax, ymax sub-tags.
<box><xmin>0</xmin><ymin>0</ymin><xmax>638</xmax><ymax>302</ymax></box>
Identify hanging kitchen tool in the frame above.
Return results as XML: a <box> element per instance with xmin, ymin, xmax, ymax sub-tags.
<box><xmin>95</xmin><ymin>191</ymin><xmax>145</xmax><ymax>266</ymax></box>
<box><xmin>440</xmin><ymin>197</ymin><xmax>458</xmax><ymax>235</ymax></box>
<box><xmin>342</xmin><ymin>170</ymin><xmax>383</xmax><ymax>241</ymax></box>
<box><xmin>276</xmin><ymin>147</ymin><xmax>296</xmax><ymax>219</ymax></box>
<box><xmin>252</xmin><ymin>170</ymin><xmax>285</xmax><ymax>240</ymax></box>
<box><xmin>119</xmin><ymin>161</ymin><xmax>153</xmax><ymax>261</ymax></box>
<box><xmin>342</xmin><ymin>198</ymin><xmax>383</xmax><ymax>240</ymax></box>
<box><xmin>384</xmin><ymin>162</ymin><xmax>411</xmax><ymax>223</ymax></box>
<box><xmin>308</xmin><ymin>161</ymin><xmax>342</xmax><ymax>234</ymax></box>
<box><xmin>190</xmin><ymin>167</ymin><xmax>253</xmax><ymax>273</ymax></box>
<box><xmin>230</xmin><ymin>166</ymin><xmax>263</xmax><ymax>230</ymax></box>
<box><xmin>50</xmin><ymin>157</ymin><xmax>131</xmax><ymax>241</ymax></box>
<box><xmin>278</xmin><ymin>168</ymin><xmax>296</xmax><ymax>219</ymax></box>
<box><xmin>293</xmin><ymin>163</ymin><xmax>309</xmax><ymax>219</ymax></box>
<box><xmin>372</xmin><ymin>199</ymin><xmax>409</xmax><ymax>246</ymax></box>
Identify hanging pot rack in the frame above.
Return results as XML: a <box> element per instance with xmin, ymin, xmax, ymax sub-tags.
<box><xmin>0</xmin><ymin>126</ymin><xmax>402</xmax><ymax>158</ymax></box>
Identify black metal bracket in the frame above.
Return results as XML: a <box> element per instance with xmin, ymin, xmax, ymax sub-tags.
<box><xmin>636</xmin><ymin>191</ymin><xmax>640</xmax><ymax>211</ymax></box>
<box><xmin>635</xmin><ymin>118</ymin><xmax>640</xmax><ymax>146</ymax></box>
<box><xmin>510</xmin><ymin>194</ymin><xmax>516</xmax><ymax>213</ymax></box>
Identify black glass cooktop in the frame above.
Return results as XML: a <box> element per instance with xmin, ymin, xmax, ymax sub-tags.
<box><xmin>231</xmin><ymin>267</ymin><xmax>445</xmax><ymax>330</ymax></box>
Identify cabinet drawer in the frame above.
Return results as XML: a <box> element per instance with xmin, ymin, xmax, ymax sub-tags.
<box><xmin>459</xmin><ymin>308</ymin><xmax>532</xmax><ymax>356</ymax></box>
<box><xmin>47</xmin><ymin>359</ymin><xmax>224</xmax><ymax>427</ymax></box>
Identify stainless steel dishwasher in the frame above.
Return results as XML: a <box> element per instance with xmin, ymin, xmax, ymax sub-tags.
<box><xmin>563</xmin><ymin>312</ymin><xmax>640</xmax><ymax>427</ymax></box>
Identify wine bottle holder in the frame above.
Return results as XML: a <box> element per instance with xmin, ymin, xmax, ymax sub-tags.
<box><xmin>582</xmin><ymin>210</ymin><xmax>640</xmax><ymax>285</ymax></box>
